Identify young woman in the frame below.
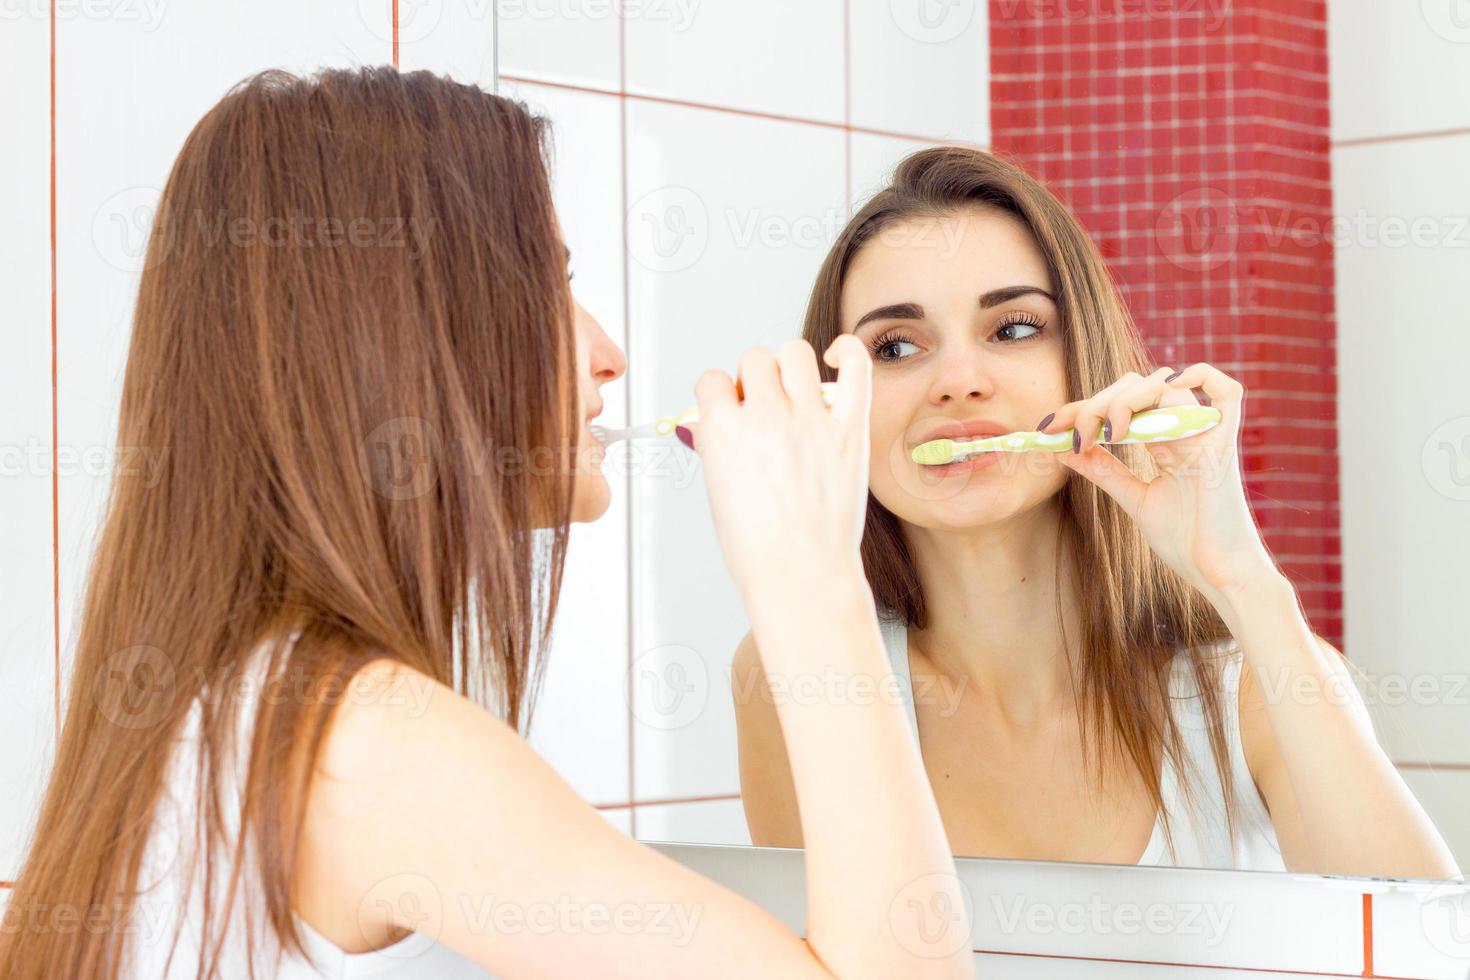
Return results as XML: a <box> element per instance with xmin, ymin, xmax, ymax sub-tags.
<box><xmin>0</xmin><ymin>68</ymin><xmax>973</xmax><ymax>979</ymax></box>
<box><xmin>733</xmin><ymin>146</ymin><xmax>1459</xmax><ymax>880</ymax></box>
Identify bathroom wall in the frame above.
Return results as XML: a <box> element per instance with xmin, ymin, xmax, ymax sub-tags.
<box><xmin>1329</xmin><ymin>0</ymin><xmax>1470</xmax><ymax>874</ymax></box>
<box><xmin>0</xmin><ymin>0</ymin><xmax>498</xmax><ymax>885</ymax></box>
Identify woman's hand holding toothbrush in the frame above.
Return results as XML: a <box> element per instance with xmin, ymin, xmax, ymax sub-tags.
<box><xmin>684</xmin><ymin>337</ymin><xmax>873</xmax><ymax>606</ymax></box>
<box><xmin>1044</xmin><ymin>363</ymin><xmax>1276</xmax><ymax>606</ymax></box>
<box><xmin>682</xmin><ymin>344</ymin><xmax>973</xmax><ymax>976</ymax></box>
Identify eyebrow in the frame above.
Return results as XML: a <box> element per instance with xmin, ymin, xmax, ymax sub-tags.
<box><xmin>852</xmin><ymin>285</ymin><xmax>1056</xmax><ymax>331</ymax></box>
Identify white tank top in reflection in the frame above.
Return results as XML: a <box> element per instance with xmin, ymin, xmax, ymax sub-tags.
<box><xmin>875</xmin><ymin>613</ymin><xmax>1287</xmax><ymax>872</ymax></box>
<box><xmin>125</xmin><ymin>635</ymin><xmax>496</xmax><ymax>979</ymax></box>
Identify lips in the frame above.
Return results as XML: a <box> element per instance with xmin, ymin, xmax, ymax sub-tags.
<box><xmin>912</xmin><ymin>418</ymin><xmax>1012</xmax><ymax>451</ymax></box>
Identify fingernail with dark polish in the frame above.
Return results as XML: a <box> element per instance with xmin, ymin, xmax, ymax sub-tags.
<box><xmin>1165</xmin><ymin>370</ymin><xmax>1182</xmax><ymax>383</ymax></box>
<box><xmin>1102</xmin><ymin>420</ymin><xmax>1112</xmax><ymax>442</ymax></box>
<box><xmin>1038</xmin><ymin>413</ymin><xmax>1055</xmax><ymax>431</ymax></box>
<box><xmin>1072</xmin><ymin>429</ymin><xmax>1081</xmax><ymax>454</ymax></box>
<box><xmin>675</xmin><ymin>426</ymin><xmax>694</xmax><ymax>450</ymax></box>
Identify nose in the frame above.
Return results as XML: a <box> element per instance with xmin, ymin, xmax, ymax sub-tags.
<box><xmin>590</xmin><ymin>321</ymin><xmax>627</xmax><ymax>385</ymax></box>
<box><xmin>928</xmin><ymin>347</ymin><xmax>995</xmax><ymax>405</ymax></box>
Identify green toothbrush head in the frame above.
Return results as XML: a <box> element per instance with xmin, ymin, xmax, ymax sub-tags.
<box><xmin>911</xmin><ymin>439</ymin><xmax>962</xmax><ymax>466</ymax></box>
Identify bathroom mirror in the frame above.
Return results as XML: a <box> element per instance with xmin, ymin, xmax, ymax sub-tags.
<box><xmin>495</xmin><ymin>0</ymin><xmax>1469</xmax><ymax>892</ymax></box>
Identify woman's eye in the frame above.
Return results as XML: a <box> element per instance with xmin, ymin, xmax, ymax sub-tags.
<box><xmin>999</xmin><ymin>321</ymin><xmax>1041</xmax><ymax>342</ymax></box>
<box><xmin>876</xmin><ymin>339</ymin><xmax>919</xmax><ymax>362</ymax></box>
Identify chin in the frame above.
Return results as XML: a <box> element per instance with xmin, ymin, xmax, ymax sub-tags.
<box><xmin>569</xmin><ymin>474</ymin><xmax>612</xmax><ymax>524</ymax></box>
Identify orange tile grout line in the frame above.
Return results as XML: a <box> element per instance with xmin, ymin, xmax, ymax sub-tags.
<box><xmin>594</xmin><ymin>793</ymin><xmax>740</xmax><ymax>811</ymax></box>
<box><xmin>1334</xmin><ymin>126</ymin><xmax>1470</xmax><ymax>149</ymax></box>
<box><xmin>1362</xmin><ymin>892</ymin><xmax>1375</xmax><ymax>977</ymax></box>
<box><xmin>497</xmin><ymin>73</ymin><xmax>948</xmax><ymax>147</ymax></box>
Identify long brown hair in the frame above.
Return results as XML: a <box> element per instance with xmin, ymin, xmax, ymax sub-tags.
<box><xmin>0</xmin><ymin>66</ymin><xmax>577</xmax><ymax>978</ymax></box>
<box><xmin>804</xmin><ymin>146</ymin><xmax>1241</xmax><ymax>861</ymax></box>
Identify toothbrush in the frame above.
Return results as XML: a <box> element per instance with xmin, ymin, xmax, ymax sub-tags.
<box><xmin>911</xmin><ymin>404</ymin><xmax>1223</xmax><ymax>466</ymax></box>
<box><xmin>591</xmin><ymin>381</ymin><xmax>841</xmax><ymax>445</ymax></box>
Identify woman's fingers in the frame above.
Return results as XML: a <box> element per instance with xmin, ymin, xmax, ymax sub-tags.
<box><xmin>1038</xmin><ymin>371</ymin><xmax>1145</xmax><ymax>449</ymax></box>
<box><xmin>776</xmin><ymin>339</ymin><xmax>823</xmax><ymax>413</ymax></box>
<box><xmin>822</xmin><ymin>334</ymin><xmax>872</xmax><ymax>432</ymax></box>
<box><xmin>736</xmin><ymin>346</ymin><xmax>785</xmax><ymax>412</ymax></box>
<box><xmin>1162</xmin><ymin>362</ymin><xmax>1245</xmax><ymax>423</ymax></box>
<box><xmin>689</xmin><ymin>369</ymin><xmax>738</xmax><ymax>450</ymax></box>
<box><xmin>1095</xmin><ymin>367</ymin><xmax>1180</xmax><ymax>451</ymax></box>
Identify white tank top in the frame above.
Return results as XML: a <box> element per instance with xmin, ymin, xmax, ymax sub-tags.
<box><xmin>876</xmin><ymin>614</ymin><xmax>1286</xmax><ymax>871</ymax></box>
<box><xmin>125</xmin><ymin>636</ymin><xmax>497</xmax><ymax>979</ymax></box>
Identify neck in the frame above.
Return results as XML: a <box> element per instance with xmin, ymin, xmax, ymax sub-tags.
<box><xmin>902</xmin><ymin>496</ymin><xmax>1083</xmax><ymax>726</ymax></box>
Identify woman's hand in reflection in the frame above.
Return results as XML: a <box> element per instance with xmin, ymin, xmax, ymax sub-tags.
<box><xmin>682</xmin><ymin>337</ymin><xmax>873</xmax><ymax>602</ymax></box>
<box><xmin>1042</xmin><ymin>363</ymin><xmax>1276</xmax><ymax>604</ymax></box>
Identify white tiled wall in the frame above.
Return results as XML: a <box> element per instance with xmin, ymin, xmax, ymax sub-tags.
<box><xmin>1330</xmin><ymin>0</ymin><xmax>1470</xmax><ymax>873</ymax></box>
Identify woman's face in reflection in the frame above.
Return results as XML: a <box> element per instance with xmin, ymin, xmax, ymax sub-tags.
<box><xmin>839</xmin><ymin>206</ymin><xmax>1073</xmax><ymax>529</ymax></box>
<box><xmin>569</xmin><ymin>293</ymin><xmax>627</xmax><ymax>524</ymax></box>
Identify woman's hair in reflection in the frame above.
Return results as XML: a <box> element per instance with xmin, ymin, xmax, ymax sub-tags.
<box><xmin>802</xmin><ymin>146</ymin><xmax>1241</xmax><ymax>860</ymax></box>
<box><xmin>0</xmin><ymin>67</ymin><xmax>577</xmax><ymax>979</ymax></box>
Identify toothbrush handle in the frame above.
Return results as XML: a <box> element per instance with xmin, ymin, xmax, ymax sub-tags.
<box><xmin>660</xmin><ymin>381</ymin><xmax>839</xmax><ymax>433</ymax></box>
<box><xmin>986</xmin><ymin>405</ymin><xmax>1222</xmax><ymax>453</ymax></box>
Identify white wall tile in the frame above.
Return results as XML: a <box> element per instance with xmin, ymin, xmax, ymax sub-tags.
<box><xmin>1330</xmin><ymin>0</ymin><xmax>1470</xmax><ymax>142</ymax></box>
<box><xmin>395</xmin><ymin>0</ymin><xmax>498</xmax><ymax>84</ymax></box>
<box><xmin>0</xmin><ymin>1</ymin><xmax>57</xmax><ymax>882</ymax></box>
<box><xmin>849</xmin><ymin>0</ymin><xmax>989</xmax><ymax>143</ymax></box>
<box><xmin>623</xmin><ymin>98</ymin><xmax>845</xmax><ymax>802</ymax></box>
<box><xmin>624</xmin><ymin>0</ymin><xmax>845</xmax><ymax>123</ymax></box>
<box><xmin>497</xmin><ymin>0</ymin><xmax>620</xmax><ymax>89</ymax></box>
<box><xmin>1332</xmin><ymin>135</ymin><xmax>1470</xmax><ymax>764</ymax></box>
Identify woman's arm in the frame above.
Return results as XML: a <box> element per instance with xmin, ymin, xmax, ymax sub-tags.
<box><xmin>732</xmin><ymin>629</ymin><xmax>804</xmax><ymax>848</ymax></box>
<box><xmin>1226</xmin><ymin>572</ymin><xmax>1461</xmax><ymax>879</ymax></box>
<box><xmin>297</xmin><ymin>600</ymin><xmax>972</xmax><ymax>979</ymax></box>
